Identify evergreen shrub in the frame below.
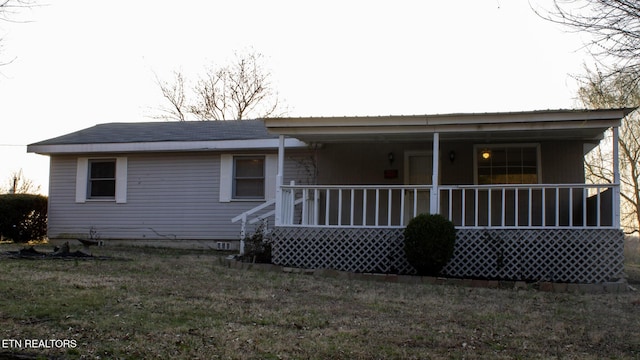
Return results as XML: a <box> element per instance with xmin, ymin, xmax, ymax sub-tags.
<box><xmin>403</xmin><ymin>213</ymin><xmax>456</xmax><ymax>276</ymax></box>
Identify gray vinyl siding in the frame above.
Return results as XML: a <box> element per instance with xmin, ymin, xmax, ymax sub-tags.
<box><xmin>47</xmin><ymin>151</ymin><xmax>306</xmax><ymax>242</ymax></box>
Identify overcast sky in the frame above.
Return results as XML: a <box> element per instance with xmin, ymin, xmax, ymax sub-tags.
<box><xmin>0</xmin><ymin>0</ymin><xmax>593</xmax><ymax>194</ymax></box>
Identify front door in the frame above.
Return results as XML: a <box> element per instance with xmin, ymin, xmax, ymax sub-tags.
<box><xmin>404</xmin><ymin>151</ymin><xmax>432</xmax><ymax>223</ymax></box>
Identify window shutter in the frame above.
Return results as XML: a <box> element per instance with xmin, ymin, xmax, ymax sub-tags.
<box><xmin>115</xmin><ymin>157</ymin><xmax>128</xmax><ymax>204</ymax></box>
<box><xmin>265</xmin><ymin>154</ymin><xmax>277</xmax><ymax>200</ymax></box>
<box><xmin>219</xmin><ymin>154</ymin><xmax>233</xmax><ymax>202</ymax></box>
<box><xmin>75</xmin><ymin>157</ymin><xmax>88</xmax><ymax>203</ymax></box>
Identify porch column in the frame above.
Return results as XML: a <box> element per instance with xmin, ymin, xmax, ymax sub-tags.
<box><xmin>275</xmin><ymin>135</ymin><xmax>285</xmax><ymax>226</ymax></box>
<box><xmin>613</xmin><ymin>126</ymin><xmax>621</xmax><ymax>228</ymax></box>
<box><xmin>431</xmin><ymin>132</ymin><xmax>440</xmax><ymax>214</ymax></box>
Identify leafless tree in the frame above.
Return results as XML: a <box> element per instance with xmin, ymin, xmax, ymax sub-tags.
<box><xmin>2</xmin><ymin>169</ymin><xmax>41</xmax><ymax>194</ymax></box>
<box><xmin>536</xmin><ymin>0</ymin><xmax>640</xmax><ymax>92</ymax></box>
<box><xmin>154</xmin><ymin>50</ymin><xmax>284</xmax><ymax>121</ymax></box>
<box><xmin>579</xmin><ymin>68</ymin><xmax>640</xmax><ymax>233</ymax></box>
<box><xmin>0</xmin><ymin>0</ymin><xmax>35</xmax><ymax>66</ymax></box>
<box><xmin>154</xmin><ymin>70</ymin><xmax>186</xmax><ymax>121</ymax></box>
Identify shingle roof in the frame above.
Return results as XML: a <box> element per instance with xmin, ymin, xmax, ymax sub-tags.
<box><xmin>30</xmin><ymin>119</ymin><xmax>274</xmax><ymax>146</ymax></box>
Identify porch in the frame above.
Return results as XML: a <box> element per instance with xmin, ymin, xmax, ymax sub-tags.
<box><xmin>269</xmin><ymin>183</ymin><xmax>623</xmax><ymax>282</ymax></box>
<box><xmin>251</xmin><ymin>109</ymin><xmax>632</xmax><ymax>282</ymax></box>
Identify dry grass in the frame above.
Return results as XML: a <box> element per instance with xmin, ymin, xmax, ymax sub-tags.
<box><xmin>0</xmin><ymin>244</ymin><xmax>639</xmax><ymax>359</ymax></box>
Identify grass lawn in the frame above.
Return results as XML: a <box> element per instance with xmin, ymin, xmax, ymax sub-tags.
<box><xmin>0</xmin><ymin>243</ymin><xmax>639</xmax><ymax>359</ymax></box>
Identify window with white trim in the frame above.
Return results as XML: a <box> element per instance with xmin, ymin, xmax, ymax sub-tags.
<box><xmin>76</xmin><ymin>157</ymin><xmax>127</xmax><ymax>203</ymax></box>
<box><xmin>233</xmin><ymin>156</ymin><xmax>265</xmax><ymax>199</ymax></box>
<box><xmin>475</xmin><ymin>144</ymin><xmax>540</xmax><ymax>185</ymax></box>
<box><xmin>219</xmin><ymin>154</ymin><xmax>277</xmax><ymax>203</ymax></box>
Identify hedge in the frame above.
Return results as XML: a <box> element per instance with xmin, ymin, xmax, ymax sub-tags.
<box><xmin>0</xmin><ymin>194</ymin><xmax>48</xmax><ymax>242</ymax></box>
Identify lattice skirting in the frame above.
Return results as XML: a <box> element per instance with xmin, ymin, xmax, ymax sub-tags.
<box><xmin>271</xmin><ymin>227</ymin><xmax>624</xmax><ymax>283</ymax></box>
<box><xmin>444</xmin><ymin>229</ymin><xmax>624</xmax><ymax>283</ymax></box>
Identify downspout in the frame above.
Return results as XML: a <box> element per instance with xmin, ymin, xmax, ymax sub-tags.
<box><xmin>431</xmin><ymin>132</ymin><xmax>440</xmax><ymax>214</ymax></box>
<box><xmin>613</xmin><ymin>126</ymin><xmax>621</xmax><ymax>229</ymax></box>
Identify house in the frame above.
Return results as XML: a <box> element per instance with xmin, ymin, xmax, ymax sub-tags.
<box><xmin>28</xmin><ymin>108</ymin><xmax>633</xmax><ymax>282</ymax></box>
<box><xmin>26</xmin><ymin>120</ymin><xmax>308</xmax><ymax>250</ymax></box>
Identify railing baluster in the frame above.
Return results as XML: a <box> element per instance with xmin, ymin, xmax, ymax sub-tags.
<box><xmin>488</xmin><ymin>188</ymin><xmax>492</xmax><ymax>227</ymax></box>
<box><xmin>400</xmin><ymin>188</ymin><xmax>405</xmax><ymax>226</ymax></box>
<box><xmin>583</xmin><ymin>187</ymin><xmax>587</xmax><ymax>228</ymax></box>
<box><xmin>448</xmin><ymin>188</ymin><xmax>453</xmax><ymax>222</ymax></box>
<box><xmin>388</xmin><ymin>189</ymin><xmax>392</xmax><ymax>226</ymax></box>
<box><xmin>514</xmin><ymin>188</ymin><xmax>519</xmax><ymax>227</ymax></box>
<box><xmin>301</xmin><ymin>188</ymin><xmax>308</xmax><ymax>225</ymax></box>
<box><xmin>597</xmin><ymin>187</ymin><xmax>601</xmax><ymax>226</ymax></box>
<box><xmin>350</xmin><ymin>189</ymin><xmax>355</xmax><ymax>226</ymax></box>
<box><xmin>314</xmin><ymin>189</ymin><xmax>319</xmax><ymax>225</ymax></box>
<box><xmin>541</xmin><ymin>188</ymin><xmax>545</xmax><ymax>227</ymax></box>
<box><xmin>375</xmin><ymin>188</ymin><xmax>380</xmax><ymax>227</ymax></box>
<box><xmin>501</xmin><ymin>188</ymin><xmax>505</xmax><ymax>227</ymax></box>
<box><xmin>338</xmin><ymin>188</ymin><xmax>343</xmax><ymax>226</ymax></box>
<box><xmin>555</xmin><ymin>188</ymin><xmax>559</xmax><ymax>227</ymax></box>
<box><xmin>413</xmin><ymin>188</ymin><xmax>418</xmax><ymax>218</ymax></box>
<box><xmin>363</xmin><ymin>189</ymin><xmax>367</xmax><ymax>226</ymax></box>
<box><xmin>325</xmin><ymin>189</ymin><xmax>330</xmax><ymax>226</ymax></box>
<box><xmin>568</xmin><ymin>187</ymin><xmax>573</xmax><ymax>227</ymax></box>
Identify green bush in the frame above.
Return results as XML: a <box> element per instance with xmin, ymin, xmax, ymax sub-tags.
<box><xmin>0</xmin><ymin>194</ymin><xmax>48</xmax><ymax>242</ymax></box>
<box><xmin>403</xmin><ymin>214</ymin><xmax>456</xmax><ymax>276</ymax></box>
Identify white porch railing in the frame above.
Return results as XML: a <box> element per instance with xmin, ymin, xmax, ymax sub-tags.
<box><xmin>279</xmin><ymin>184</ymin><xmax>432</xmax><ymax>228</ymax></box>
<box><xmin>439</xmin><ymin>184</ymin><xmax>618</xmax><ymax>229</ymax></box>
<box><xmin>277</xmin><ymin>183</ymin><xmax>619</xmax><ymax>229</ymax></box>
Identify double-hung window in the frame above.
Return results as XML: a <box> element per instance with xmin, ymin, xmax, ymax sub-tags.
<box><xmin>88</xmin><ymin>159</ymin><xmax>116</xmax><ymax>198</ymax></box>
<box><xmin>233</xmin><ymin>156</ymin><xmax>265</xmax><ymax>199</ymax></box>
<box><xmin>475</xmin><ymin>144</ymin><xmax>540</xmax><ymax>185</ymax></box>
<box><xmin>75</xmin><ymin>157</ymin><xmax>127</xmax><ymax>203</ymax></box>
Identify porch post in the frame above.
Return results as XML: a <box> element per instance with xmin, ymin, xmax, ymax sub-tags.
<box><xmin>613</xmin><ymin>126</ymin><xmax>621</xmax><ymax>228</ymax></box>
<box><xmin>275</xmin><ymin>135</ymin><xmax>285</xmax><ymax>226</ymax></box>
<box><xmin>431</xmin><ymin>132</ymin><xmax>440</xmax><ymax>214</ymax></box>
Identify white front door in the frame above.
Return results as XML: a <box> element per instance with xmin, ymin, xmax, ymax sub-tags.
<box><xmin>404</xmin><ymin>151</ymin><xmax>432</xmax><ymax>223</ymax></box>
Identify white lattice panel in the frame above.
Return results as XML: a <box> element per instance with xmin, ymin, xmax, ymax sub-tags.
<box><xmin>443</xmin><ymin>229</ymin><xmax>624</xmax><ymax>283</ymax></box>
<box><xmin>272</xmin><ymin>227</ymin><xmax>414</xmax><ymax>274</ymax></box>
<box><xmin>272</xmin><ymin>227</ymin><xmax>624</xmax><ymax>283</ymax></box>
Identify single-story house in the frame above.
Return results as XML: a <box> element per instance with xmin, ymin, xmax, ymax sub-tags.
<box><xmin>27</xmin><ymin>108</ymin><xmax>634</xmax><ymax>283</ymax></box>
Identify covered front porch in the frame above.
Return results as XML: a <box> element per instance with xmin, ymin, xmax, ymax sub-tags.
<box><xmin>260</xmin><ymin>109</ymin><xmax>632</xmax><ymax>282</ymax></box>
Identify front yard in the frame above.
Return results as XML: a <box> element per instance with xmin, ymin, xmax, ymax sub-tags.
<box><xmin>0</xmin><ymin>243</ymin><xmax>639</xmax><ymax>359</ymax></box>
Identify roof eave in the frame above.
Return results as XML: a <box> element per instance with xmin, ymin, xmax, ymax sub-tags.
<box><xmin>27</xmin><ymin>138</ymin><xmax>308</xmax><ymax>155</ymax></box>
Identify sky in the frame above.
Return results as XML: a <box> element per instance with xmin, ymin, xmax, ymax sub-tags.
<box><xmin>0</xmin><ymin>0</ymin><xmax>593</xmax><ymax>195</ymax></box>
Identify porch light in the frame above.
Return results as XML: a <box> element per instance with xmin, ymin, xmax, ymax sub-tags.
<box><xmin>481</xmin><ymin>149</ymin><xmax>491</xmax><ymax>160</ymax></box>
<box><xmin>388</xmin><ymin>152</ymin><xmax>394</xmax><ymax>166</ymax></box>
<box><xmin>449</xmin><ymin>151</ymin><xmax>455</xmax><ymax>163</ymax></box>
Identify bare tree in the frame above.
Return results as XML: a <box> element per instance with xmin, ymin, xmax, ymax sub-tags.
<box><xmin>0</xmin><ymin>0</ymin><xmax>35</xmax><ymax>66</ymax></box>
<box><xmin>154</xmin><ymin>70</ymin><xmax>186</xmax><ymax>121</ymax></box>
<box><xmin>155</xmin><ymin>50</ymin><xmax>284</xmax><ymax>121</ymax></box>
<box><xmin>2</xmin><ymin>169</ymin><xmax>41</xmax><ymax>194</ymax></box>
<box><xmin>536</xmin><ymin>0</ymin><xmax>640</xmax><ymax>91</ymax></box>
<box><xmin>579</xmin><ymin>68</ymin><xmax>640</xmax><ymax>233</ymax></box>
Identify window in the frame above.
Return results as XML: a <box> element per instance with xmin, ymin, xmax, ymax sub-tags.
<box><xmin>233</xmin><ymin>156</ymin><xmax>265</xmax><ymax>199</ymax></box>
<box><xmin>76</xmin><ymin>157</ymin><xmax>127</xmax><ymax>203</ymax></box>
<box><xmin>88</xmin><ymin>160</ymin><xmax>116</xmax><ymax>198</ymax></box>
<box><xmin>219</xmin><ymin>154</ymin><xmax>277</xmax><ymax>203</ymax></box>
<box><xmin>475</xmin><ymin>144</ymin><xmax>539</xmax><ymax>185</ymax></box>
